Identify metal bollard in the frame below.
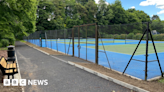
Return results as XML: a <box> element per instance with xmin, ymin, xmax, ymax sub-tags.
<box><xmin>7</xmin><ymin>45</ymin><xmax>15</xmax><ymax>62</ymax></box>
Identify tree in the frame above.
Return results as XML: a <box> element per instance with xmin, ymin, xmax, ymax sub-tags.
<box><xmin>151</xmin><ymin>15</ymin><xmax>160</xmax><ymax>21</ymax></box>
<box><xmin>85</xmin><ymin>0</ymin><xmax>97</xmax><ymax>24</ymax></box>
<box><xmin>151</xmin><ymin>20</ymin><xmax>164</xmax><ymax>33</ymax></box>
<box><xmin>64</xmin><ymin>0</ymin><xmax>83</xmax><ymax>28</ymax></box>
<box><xmin>0</xmin><ymin>0</ymin><xmax>38</xmax><ymax>47</ymax></box>
<box><xmin>36</xmin><ymin>0</ymin><xmax>55</xmax><ymax>31</ymax></box>
<box><xmin>76</xmin><ymin>0</ymin><xmax>94</xmax><ymax>6</ymax></box>
<box><xmin>36</xmin><ymin>0</ymin><xmax>66</xmax><ymax>31</ymax></box>
<box><xmin>75</xmin><ymin>3</ymin><xmax>88</xmax><ymax>24</ymax></box>
<box><xmin>110</xmin><ymin>0</ymin><xmax>129</xmax><ymax>24</ymax></box>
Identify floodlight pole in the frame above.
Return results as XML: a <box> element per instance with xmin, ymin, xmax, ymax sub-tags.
<box><xmin>95</xmin><ymin>24</ymin><xmax>98</xmax><ymax>64</ymax></box>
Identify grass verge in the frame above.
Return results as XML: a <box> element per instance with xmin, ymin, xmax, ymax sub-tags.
<box><xmin>0</xmin><ymin>47</ymin><xmax>7</xmax><ymax>50</ymax></box>
<box><xmin>159</xmin><ymin>78</ymin><xmax>164</xmax><ymax>84</ymax></box>
<box><xmin>20</xmin><ymin>40</ymin><xmax>26</xmax><ymax>43</ymax></box>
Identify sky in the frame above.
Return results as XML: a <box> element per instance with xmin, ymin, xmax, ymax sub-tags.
<box><xmin>95</xmin><ymin>0</ymin><xmax>164</xmax><ymax>20</ymax></box>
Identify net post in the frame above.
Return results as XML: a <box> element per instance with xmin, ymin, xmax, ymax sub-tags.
<box><xmin>145</xmin><ymin>22</ymin><xmax>149</xmax><ymax>81</ymax></box>
<box><xmin>95</xmin><ymin>24</ymin><xmax>98</xmax><ymax>64</ymax></box>
<box><xmin>72</xmin><ymin>28</ymin><xmax>74</xmax><ymax>57</ymax></box>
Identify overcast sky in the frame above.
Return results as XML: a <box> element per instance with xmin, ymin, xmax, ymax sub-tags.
<box><xmin>95</xmin><ymin>0</ymin><xmax>164</xmax><ymax>20</ymax></box>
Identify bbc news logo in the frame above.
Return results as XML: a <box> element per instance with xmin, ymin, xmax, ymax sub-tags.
<box><xmin>3</xmin><ymin>79</ymin><xmax>48</xmax><ymax>86</ymax></box>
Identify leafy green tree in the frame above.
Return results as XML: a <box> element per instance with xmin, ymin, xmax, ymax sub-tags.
<box><xmin>65</xmin><ymin>0</ymin><xmax>83</xmax><ymax>28</ymax></box>
<box><xmin>75</xmin><ymin>3</ymin><xmax>88</xmax><ymax>24</ymax></box>
<box><xmin>0</xmin><ymin>0</ymin><xmax>38</xmax><ymax>47</ymax></box>
<box><xmin>151</xmin><ymin>20</ymin><xmax>164</xmax><ymax>33</ymax></box>
<box><xmin>85</xmin><ymin>0</ymin><xmax>98</xmax><ymax>23</ymax></box>
<box><xmin>151</xmin><ymin>15</ymin><xmax>160</xmax><ymax>21</ymax></box>
<box><xmin>126</xmin><ymin>8</ymin><xmax>151</xmax><ymax>33</ymax></box>
<box><xmin>36</xmin><ymin>0</ymin><xmax>65</xmax><ymax>31</ymax></box>
<box><xmin>96</xmin><ymin>0</ymin><xmax>113</xmax><ymax>25</ymax></box>
<box><xmin>110</xmin><ymin>0</ymin><xmax>129</xmax><ymax>24</ymax></box>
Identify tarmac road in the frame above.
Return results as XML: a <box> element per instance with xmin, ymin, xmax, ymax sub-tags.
<box><xmin>15</xmin><ymin>41</ymin><xmax>133</xmax><ymax>92</ymax></box>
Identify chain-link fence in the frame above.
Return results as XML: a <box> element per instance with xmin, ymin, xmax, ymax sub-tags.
<box><xmin>24</xmin><ymin>22</ymin><xmax>164</xmax><ymax>80</ymax></box>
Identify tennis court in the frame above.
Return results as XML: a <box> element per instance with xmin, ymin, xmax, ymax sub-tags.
<box><xmin>27</xmin><ymin>38</ymin><xmax>164</xmax><ymax>80</ymax></box>
<box><xmin>25</xmin><ymin>22</ymin><xmax>164</xmax><ymax>80</ymax></box>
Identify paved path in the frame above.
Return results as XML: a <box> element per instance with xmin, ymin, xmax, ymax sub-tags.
<box><xmin>15</xmin><ymin>41</ymin><xmax>132</xmax><ymax>92</ymax></box>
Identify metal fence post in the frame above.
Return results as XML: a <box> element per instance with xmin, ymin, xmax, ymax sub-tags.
<box><xmin>72</xmin><ymin>28</ymin><xmax>74</xmax><ymax>56</ymax></box>
<box><xmin>45</xmin><ymin>31</ymin><xmax>47</xmax><ymax>47</ymax></box>
<box><xmin>78</xmin><ymin>27</ymin><xmax>80</xmax><ymax>58</ymax></box>
<box><xmin>95</xmin><ymin>24</ymin><xmax>98</xmax><ymax>64</ymax></box>
<box><xmin>125</xmin><ymin>34</ymin><xmax>127</xmax><ymax>44</ymax></box>
<box><xmin>86</xmin><ymin>26</ymin><xmax>88</xmax><ymax>61</ymax></box>
<box><xmin>145</xmin><ymin>22</ymin><xmax>149</xmax><ymax>81</ymax></box>
<box><xmin>64</xmin><ymin>29</ymin><xmax>66</xmax><ymax>54</ymax></box>
<box><xmin>50</xmin><ymin>30</ymin><xmax>52</xmax><ymax>49</ymax></box>
<box><xmin>56</xmin><ymin>30</ymin><xmax>58</xmax><ymax>52</ymax></box>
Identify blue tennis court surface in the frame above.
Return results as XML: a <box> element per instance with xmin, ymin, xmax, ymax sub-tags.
<box><xmin>27</xmin><ymin>39</ymin><xmax>164</xmax><ymax>80</ymax></box>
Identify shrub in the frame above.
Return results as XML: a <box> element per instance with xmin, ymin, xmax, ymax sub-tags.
<box><xmin>120</xmin><ymin>34</ymin><xmax>126</xmax><ymax>39</ymax></box>
<box><xmin>127</xmin><ymin>33</ymin><xmax>134</xmax><ymax>39</ymax></box>
<box><xmin>152</xmin><ymin>35</ymin><xmax>157</xmax><ymax>40</ymax></box>
<box><xmin>160</xmin><ymin>34</ymin><xmax>164</xmax><ymax>41</ymax></box>
<box><xmin>109</xmin><ymin>34</ymin><xmax>114</xmax><ymax>38</ymax></box>
<box><xmin>0</xmin><ymin>43</ymin><xmax>2</xmax><ymax>47</ymax></box>
<box><xmin>114</xmin><ymin>34</ymin><xmax>120</xmax><ymax>39</ymax></box>
<box><xmin>143</xmin><ymin>35</ymin><xmax>147</xmax><ymax>40</ymax></box>
<box><xmin>155</xmin><ymin>34</ymin><xmax>163</xmax><ymax>40</ymax></box>
<box><xmin>103</xmin><ymin>34</ymin><xmax>109</xmax><ymax>38</ymax></box>
<box><xmin>0</xmin><ymin>39</ymin><xmax>9</xmax><ymax>47</ymax></box>
<box><xmin>132</xmin><ymin>35</ymin><xmax>136</xmax><ymax>39</ymax></box>
<box><xmin>136</xmin><ymin>33</ymin><xmax>142</xmax><ymax>40</ymax></box>
<box><xmin>117</xmin><ymin>35</ymin><xmax>121</xmax><ymax>39</ymax></box>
